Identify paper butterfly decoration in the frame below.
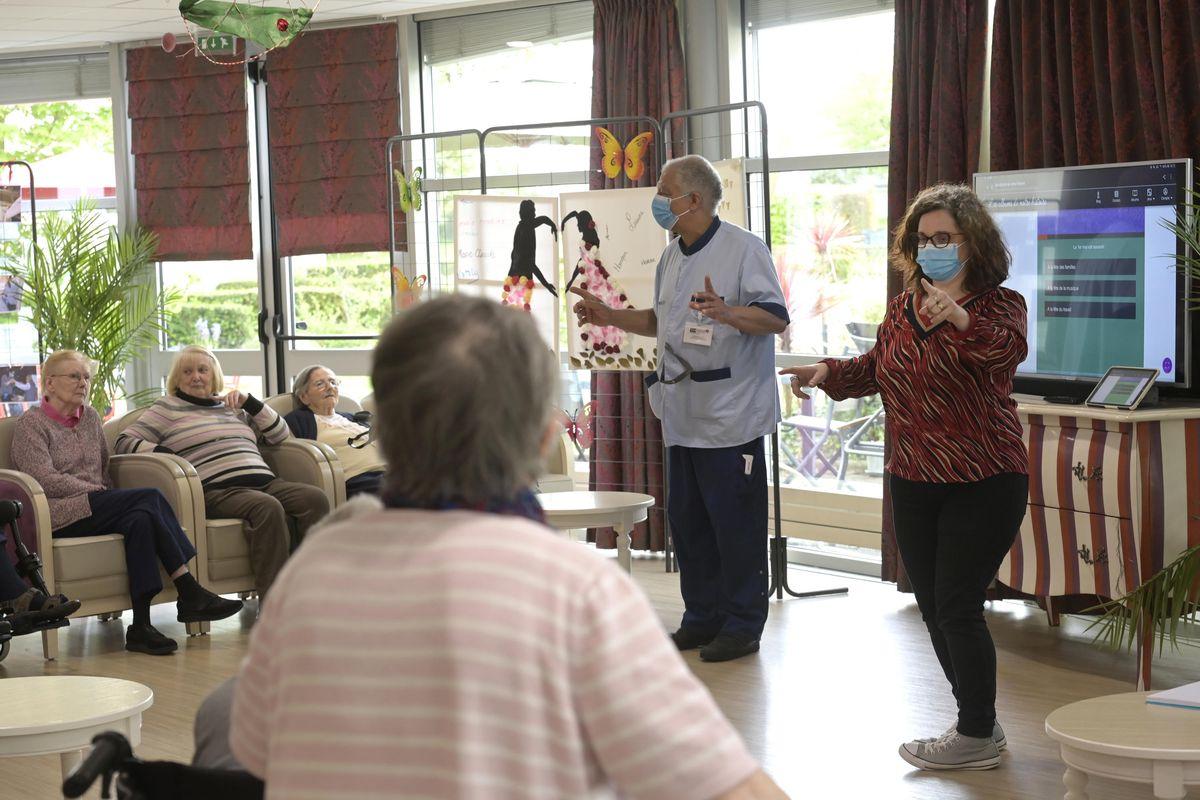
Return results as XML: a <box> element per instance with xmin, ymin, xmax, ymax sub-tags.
<box><xmin>595</xmin><ymin>128</ymin><xmax>654</xmax><ymax>182</ymax></box>
<box><xmin>392</xmin><ymin>269</ymin><xmax>427</xmax><ymax>310</ymax></box>
<box><xmin>177</xmin><ymin>0</ymin><xmax>315</xmax><ymax>62</ymax></box>
<box><xmin>555</xmin><ymin>402</ymin><xmax>596</xmax><ymax>456</ymax></box>
<box><xmin>394</xmin><ymin>167</ymin><xmax>423</xmax><ymax>213</ymax></box>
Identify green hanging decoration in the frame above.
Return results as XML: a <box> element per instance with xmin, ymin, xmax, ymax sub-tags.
<box><xmin>177</xmin><ymin>0</ymin><xmax>316</xmax><ymax>61</ymax></box>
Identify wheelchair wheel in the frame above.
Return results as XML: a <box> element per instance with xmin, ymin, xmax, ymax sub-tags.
<box><xmin>0</xmin><ymin>638</ymin><xmax>9</xmax><ymax>662</ymax></box>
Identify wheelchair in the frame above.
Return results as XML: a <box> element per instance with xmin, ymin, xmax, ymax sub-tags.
<box><xmin>62</xmin><ymin>731</ymin><xmax>264</xmax><ymax>799</ymax></box>
<box><xmin>0</xmin><ymin>499</ymin><xmax>75</xmax><ymax>662</ymax></box>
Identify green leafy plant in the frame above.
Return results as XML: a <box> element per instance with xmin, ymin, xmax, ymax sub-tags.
<box><xmin>11</xmin><ymin>200</ymin><xmax>178</xmax><ymax>411</ymax></box>
<box><xmin>1087</xmin><ymin>543</ymin><xmax>1200</xmax><ymax>653</ymax></box>
<box><xmin>1162</xmin><ymin>187</ymin><xmax>1200</xmax><ymax>310</ymax></box>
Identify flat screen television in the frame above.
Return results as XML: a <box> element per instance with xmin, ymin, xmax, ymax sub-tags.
<box><xmin>974</xmin><ymin>159</ymin><xmax>1194</xmax><ymax>398</ymax></box>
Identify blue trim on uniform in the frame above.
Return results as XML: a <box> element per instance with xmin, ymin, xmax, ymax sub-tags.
<box><xmin>644</xmin><ymin>373</ymin><xmax>660</xmax><ymax>389</ymax></box>
<box><xmin>691</xmin><ymin>367</ymin><xmax>732</xmax><ymax>382</ymax></box>
<box><xmin>678</xmin><ymin>216</ymin><xmax>722</xmax><ymax>256</ymax></box>
<box><xmin>749</xmin><ymin>301</ymin><xmax>790</xmax><ymax>324</ymax></box>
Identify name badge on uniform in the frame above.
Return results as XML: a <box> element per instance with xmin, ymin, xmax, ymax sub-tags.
<box><xmin>683</xmin><ymin>322</ymin><xmax>714</xmax><ymax>346</ymax></box>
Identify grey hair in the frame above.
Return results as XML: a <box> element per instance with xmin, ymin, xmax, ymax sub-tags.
<box><xmin>291</xmin><ymin>365</ymin><xmax>329</xmax><ymax>409</ymax></box>
<box><xmin>665</xmin><ymin>154</ymin><xmax>723</xmax><ymax>214</ymax></box>
<box><xmin>371</xmin><ymin>295</ymin><xmax>559</xmax><ymax>504</ymax></box>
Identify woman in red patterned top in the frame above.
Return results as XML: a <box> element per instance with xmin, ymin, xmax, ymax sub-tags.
<box><xmin>782</xmin><ymin>183</ymin><xmax>1029</xmax><ymax>772</ymax></box>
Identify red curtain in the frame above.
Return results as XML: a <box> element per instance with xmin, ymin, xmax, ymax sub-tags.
<box><xmin>990</xmin><ymin>0</ymin><xmax>1200</xmax><ymax>170</ymax></box>
<box><xmin>266</xmin><ymin>24</ymin><xmax>399</xmax><ymax>257</ymax></box>
<box><xmin>882</xmin><ymin>0</ymin><xmax>988</xmax><ymax>585</ymax></box>
<box><xmin>587</xmin><ymin>0</ymin><xmax>686</xmax><ymax>551</ymax></box>
<box><xmin>126</xmin><ymin>46</ymin><xmax>252</xmax><ymax>261</ymax></box>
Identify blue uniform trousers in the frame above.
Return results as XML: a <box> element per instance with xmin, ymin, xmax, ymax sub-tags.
<box><xmin>667</xmin><ymin>437</ymin><xmax>768</xmax><ymax>639</ymax></box>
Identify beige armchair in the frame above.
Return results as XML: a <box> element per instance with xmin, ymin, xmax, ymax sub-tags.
<box><xmin>104</xmin><ymin>406</ymin><xmax>341</xmax><ymax>607</ymax></box>
<box><xmin>0</xmin><ymin>416</ymin><xmax>203</xmax><ymax>660</ymax></box>
<box><xmin>265</xmin><ymin>393</ymin><xmax>365</xmax><ymax>508</ymax></box>
<box><xmin>536</xmin><ymin>433</ymin><xmax>576</xmax><ymax>494</ymax></box>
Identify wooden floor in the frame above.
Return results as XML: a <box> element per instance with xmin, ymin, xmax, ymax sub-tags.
<box><xmin>1</xmin><ymin>555</ymin><xmax>1197</xmax><ymax>799</ymax></box>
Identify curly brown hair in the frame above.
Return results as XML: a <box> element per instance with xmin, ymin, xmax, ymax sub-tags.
<box><xmin>890</xmin><ymin>183</ymin><xmax>1011</xmax><ymax>294</ymax></box>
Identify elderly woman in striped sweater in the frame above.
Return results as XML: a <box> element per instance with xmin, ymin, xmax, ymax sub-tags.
<box><xmin>115</xmin><ymin>346</ymin><xmax>329</xmax><ymax>600</ymax></box>
<box><xmin>12</xmin><ymin>350</ymin><xmax>243</xmax><ymax>656</ymax></box>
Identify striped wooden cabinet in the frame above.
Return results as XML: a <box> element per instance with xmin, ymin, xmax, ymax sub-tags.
<box><xmin>998</xmin><ymin>399</ymin><xmax>1200</xmax><ymax>687</ymax></box>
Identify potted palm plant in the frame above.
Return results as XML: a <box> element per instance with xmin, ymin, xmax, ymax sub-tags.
<box><xmin>10</xmin><ymin>199</ymin><xmax>177</xmax><ymax>412</ymax></box>
<box><xmin>1088</xmin><ymin>194</ymin><xmax>1200</xmax><ymax>655</ymax></box>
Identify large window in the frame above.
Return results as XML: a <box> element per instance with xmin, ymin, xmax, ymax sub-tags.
<box><xmin>0</xmin><ymin>84</ymin><xmax>116</xmax><ymax>416</ymax></box>
<box><xmin>419</xmin><ymin>4</ymin><xmax>594</xmax><ymax>478</ymax></box>
<box><xmin>748</xmin><ymin>6</ymin><xmax>894</xmax><ymax>502</ymax></box>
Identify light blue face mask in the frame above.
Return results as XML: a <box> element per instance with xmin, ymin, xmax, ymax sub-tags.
<box><xmin>917</xmin><ymin>242</ymin><xmax>965</xmax><ymax>282</ymax></box>
<box><xmin>651</xmin><ymin>193</ymin><xmax>690</xmax><ymax>230</ymax></box>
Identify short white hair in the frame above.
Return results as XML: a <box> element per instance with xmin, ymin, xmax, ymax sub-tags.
<box><xmin>664</xmin><ymin>154</ymin><xmax>723</xmax><ymax>214</ymax></box>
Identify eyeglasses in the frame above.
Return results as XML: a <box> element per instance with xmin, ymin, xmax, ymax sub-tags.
<box><xmin>52</xmin><ymin>372</ymin><xmax>92</xmax><ymax>384</ymax></box>
<box><xmin>310</xmin><ymin>378</ymin><xmax>339</xmax><ymax>390</ymax></box>
<box><xmin>911</xmin><ymin>232</ymin><xmax>965</xmax><ymax>249</ymax></box>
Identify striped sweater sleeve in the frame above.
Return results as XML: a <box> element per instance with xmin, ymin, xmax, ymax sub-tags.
<box><xmin>239</xmin><ymin>395</ymin><xmax>290</xmax><ymax>445</ymax></box>
<box><xmin>113</xmin><ymin>399</ymin><xmax>172</xmax><ymax>454</ymax></box>
<box><xmin>569</xmin><ymin>566</ymin><xmax>758</xmax><ymax>799</ymax></box>
<box><xmin>948</xmin><ymin>288</ymin><xmax>1028</xmax><ymax>373</ymax></box>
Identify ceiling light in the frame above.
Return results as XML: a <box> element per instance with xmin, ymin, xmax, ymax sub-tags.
<box><xmin>506</xmin><ymin>40</ymin><xmax>533</xmax><ymax>48</ymax></box>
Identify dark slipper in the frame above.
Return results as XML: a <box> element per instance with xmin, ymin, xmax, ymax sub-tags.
<box><xmin>125</xmin><ymin>623</ymin><xmax>177</xmax><ymax>656</ymax></box>
<box><xmin>176</xmin><ymin>591</ymin><xmax>243</xmax><ymax>623</ymax></box>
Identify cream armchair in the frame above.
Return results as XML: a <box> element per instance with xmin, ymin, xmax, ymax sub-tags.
<box><xmin>104</xmin><ymin>406</ymin><xmax>340</xmax><ymax>606</ymax></box>
<box><xmin>536</xmin><ymin>433</ymin><xmax>576</xmax><ymax>494</ymax></box>
<box><xmin>0</xmin><ymin>416</ymin><xmax>203</xmax><ymax>660</ymax></box>
<box><xmin>265</xmin><ymin>393</ymin><xmax>364</xmax><ymax>508</ymax></box>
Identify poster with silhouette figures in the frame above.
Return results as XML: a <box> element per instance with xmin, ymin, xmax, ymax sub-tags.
<box><xmin>560</xmin><ymin>187</ymin><xmax>667</xmax><ymax>371</ymax></box>
<box><xmin>454</xmin><ymin>195</ymin><xmax>560</xmax><ymax>350</ymax></box>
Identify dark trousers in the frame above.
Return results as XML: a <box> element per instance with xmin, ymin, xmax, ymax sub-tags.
<box><xmin>54</xmin><ymin>488</ymin><xmax>198</xmax><ymax>600</ymax></box>
<box><xmin>667</xmin><ymin>438</ymin><xmax>769</xmax><ymax>639</ymax></box>
<box><xmin>890</xmin><ymin>472</ymin><xmax>1029</xmax><ymax>738</ymax></box>
<box><xmin>345</xmin><ymin>470</ymin><xmax>383</xmax><ymax>498</ymax></box>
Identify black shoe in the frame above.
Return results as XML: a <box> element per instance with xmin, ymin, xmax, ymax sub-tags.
<box><xmin>177</xmin><ymin>591</ymin><xmax>243</xmax><ymax>623</ymax></box>
<box><xmin>125</xmin><ymin>623</ymin><xmax>178</xmax><ymax>656</ymax></box>
<box><xmin>699</xmin><ymin>633</ymin><xmax>760</xmax><ymax>662</ymax></box>
<box><xmin>670</xmin><ymin>627</ymin><xmax>720</xmax><ymax>651</ymax></box>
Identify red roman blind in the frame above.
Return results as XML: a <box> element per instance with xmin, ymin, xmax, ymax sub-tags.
<box><xmin>126</xmin><ymin>45</ymin><xmax>252</xmax><ymax>260</ymax></box>
<box><xmin>265</xmin><ymin>23</ymin><xmax>400</xmax><ymax>257</ymax></box>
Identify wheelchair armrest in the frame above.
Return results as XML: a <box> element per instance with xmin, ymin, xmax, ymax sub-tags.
<box><xmin>261</xmin><ymin>439</ymin><xmax>344</xmax><ymax>507</ymax></box>
<box><xmin>0</xmin><ymin>468</ymin><xmax>57</xmax><ymax>588</ymax></box>
<box><xmin>108</xmin><ymin>453</ymin><xmax>204</xmax><ymax>542</ymax></box>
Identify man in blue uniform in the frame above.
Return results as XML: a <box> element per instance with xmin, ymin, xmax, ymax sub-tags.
<box><xmin>571</xmin><ymin>154</ymin><xmax>788</xmax><ymax>662</ymax></box>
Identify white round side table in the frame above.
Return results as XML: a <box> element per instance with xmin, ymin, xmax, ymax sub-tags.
<box><xmin>538</xmin><ymin>490</ymin><xmax>655</xmax><ymax>573</ymax></box>
<box><xmin>0</xmin><ymin>675</ymin><xmax>154</xmax><ymax>781</ymax></box>
<box><xmin>1045</xmin><ymin>691</ymin><xmax>1200</xmax><ymax>799</ymax></box>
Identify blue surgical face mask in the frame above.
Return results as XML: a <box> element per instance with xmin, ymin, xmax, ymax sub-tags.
<box><xmin>652</xmin><ymin>193</ymin><xmax>690</xmax><ymax>230</ymax></box>
<box><xmin>916</xmin><ymin>242</ymin><xmax>965</xmax><ymax>282</ymax></box>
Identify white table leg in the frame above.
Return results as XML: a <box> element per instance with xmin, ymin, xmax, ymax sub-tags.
<box><xmin>1152</xmin><ymin>760</ymin><xmax>1185</xmax><ymax>799</ymax></box>
<box><xmin>1063</xmin><ymin>766</ymin><xmax>1089</xmax><ymax>800</ymax></box>
<box><xmin>60</xmin><ymin>749</ymin><xmax>82</xmax><ymax>781</ymax></box>
<box><xmin>614</xmin><ymin>521</ymin><xmax>632</xmax><ymax>574</ymax></box>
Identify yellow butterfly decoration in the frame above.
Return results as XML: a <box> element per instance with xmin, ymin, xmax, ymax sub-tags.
<box><xmin>392</xmin><ymin>269</ymin><xmax>427</xmax><ymax>310</ymax></box>
<box><xmin>595</xmin><ymin>127</ymin><xmax>654</xmax><ymax>182</ymax></box>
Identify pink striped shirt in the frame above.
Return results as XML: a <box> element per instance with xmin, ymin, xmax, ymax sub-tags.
<box><xmin>230</xmin><ymin>509</ymin><xmax>757</xmax><ymax>799</ymax></box>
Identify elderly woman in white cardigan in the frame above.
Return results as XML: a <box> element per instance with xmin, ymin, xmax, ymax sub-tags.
<box><xmin>283</xmin><ymin>365</ymin><xmax>385</xmax><ymax>497</ymax></box>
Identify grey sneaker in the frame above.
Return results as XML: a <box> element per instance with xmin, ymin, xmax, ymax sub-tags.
<box><xmin>919</xmin><ymin>722</ymin><xmax>1007</xmax><ymax>751</ymax></box>
<box><xmin>899</xmin><ymin>731</ymin><xmax>1000</xmax><ymax>770</ymax></box>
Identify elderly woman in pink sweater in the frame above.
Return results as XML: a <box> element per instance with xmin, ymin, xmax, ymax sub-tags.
<box><xmin>12</xmin><ymin>350</ymin><xmax>242</xmax><ymax>656</ymax></box>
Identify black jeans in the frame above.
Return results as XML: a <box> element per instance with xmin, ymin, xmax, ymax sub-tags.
<box><xmin>890</xmin><ymin>472</ymin><xmax>1028</xmax><ymax>738</ymax></box>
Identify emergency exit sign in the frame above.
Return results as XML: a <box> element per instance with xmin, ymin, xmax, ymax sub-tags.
<box><xmin>197</xmin><ymin>34</ymin><xmax>237</xmax><ymax>54</ymax></box>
